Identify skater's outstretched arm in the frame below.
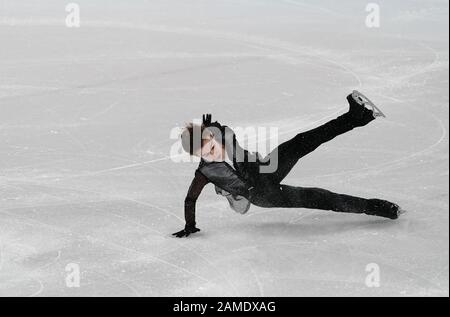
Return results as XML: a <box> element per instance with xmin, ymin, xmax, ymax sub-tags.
<box><xmin>173</xmin><ymin>170</ymin><xmax>209</xmax><ymax>238</ymax></box>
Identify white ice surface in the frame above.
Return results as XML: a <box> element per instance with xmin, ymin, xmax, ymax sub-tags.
<box><xmin>0</xmin><ymin>0</ymin><xmax>448</xmax><ymax>296</ymax></box>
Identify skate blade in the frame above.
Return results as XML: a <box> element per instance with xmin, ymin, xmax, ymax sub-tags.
<box><xmin>398</xmin><ymin>207</ymin><xmax>407</xmax><ymax>217</ymax></box>
<box><xmin>352</xmin><ymin>90</ymin><xmax>386</xmax><ymax>118</ymax></box>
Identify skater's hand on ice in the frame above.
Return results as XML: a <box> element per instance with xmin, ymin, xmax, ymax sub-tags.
<box><xmin>172</xmin><ymin>227</ymin><xmax>201</xmax><ymax>238</ymax></box>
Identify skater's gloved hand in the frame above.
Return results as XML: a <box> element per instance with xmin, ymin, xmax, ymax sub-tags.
<box><xmin>172</xmin><ymin>226</ymin><xmax>201</xmax><ymax>238</ymax></box>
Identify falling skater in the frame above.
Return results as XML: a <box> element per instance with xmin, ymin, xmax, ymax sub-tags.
<box><xmin>173</xmin><ymin>91</ymin><xmax>404</xmax><ymax>238</ymax></box>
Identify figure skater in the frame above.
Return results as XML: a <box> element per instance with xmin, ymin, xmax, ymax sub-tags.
<box><xmin>173</xmin><ymin>92</ymin><xmax>404</xmax><ymax>237</ymax></box>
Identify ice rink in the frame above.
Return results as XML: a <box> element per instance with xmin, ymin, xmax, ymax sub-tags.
<box><xmin>0</xmin><ymin>0</ymin><xmax>448</xmax><ymax>296</ymax></box>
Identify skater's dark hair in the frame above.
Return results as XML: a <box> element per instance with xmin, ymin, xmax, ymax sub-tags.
<box><xmin>181</xmin><ymin>123</ymin><xmax>211</xmax><ymax>156</ymax></box>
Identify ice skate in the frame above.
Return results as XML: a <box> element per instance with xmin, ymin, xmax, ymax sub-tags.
<box><xmin>346</xmin><ymin>92</ymin><xmax>376</xmax><ymax>126</ymax></box>
<box><xmin>351</xmin><ymin>90</ymin><xmax>386</xmax><ymax>118</ymax></box>
<box><xmin>397</xmin><ymin>206</ymin><xmax>407</xmax><ymax>217</ymax></box>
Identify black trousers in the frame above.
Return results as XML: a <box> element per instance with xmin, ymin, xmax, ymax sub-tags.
<box><xmin>249</xmin><ymin>110</ymin><xmax>396</xmax><ymax>217</ymax></box>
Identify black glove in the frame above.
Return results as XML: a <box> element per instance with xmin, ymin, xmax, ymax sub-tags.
<box><xmin>172</xmin><ymin>226</ymin><xmax>201</xmax><ymax>238</ymax></box>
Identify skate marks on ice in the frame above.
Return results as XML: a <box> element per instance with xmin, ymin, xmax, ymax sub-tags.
<box><xmin>226</xmin><ymin>216</ymin><xmax>446</xmax><ymax>295</ymax></box>
<box><xmin>0</xmin><ymin>18</ymin><xmax>367</xmax><ymax>182</ymax></box>
<box><xmin>34</xmin><ymin>25</ymin><xmax>446</xmax><ymax>185</ymax></box>
<box><xmin>0</xmin><ymin>207</ymin><xmax>212</xmax><ymax>296</ymax></box>
<box><xmin>0</xmin><ymin>228</ymin><xmax>60</xmax><ymax>297</ymax></box>
<box><xmin>0</xmin><ymin>18</ymin><xmax>364</xmax><ymax>98</ymax></box>
<box><xmin>0</xmin><ymin>179</ymin><xmax>243</xmax><ymax>296</ymax></box>
<box><xmin>305</xmin><ymin>102</ymin><xmax>447</xmax><ymax>182</ymax></box>
<box><xmin>278</xmin><ymin>40</ymin><xmax>449</xmax><ymax>184</ymax></box>
<box><xmin>281</xmin><ymin>0</ymin><xmax>345</xmax><ymax>18</ymax></box>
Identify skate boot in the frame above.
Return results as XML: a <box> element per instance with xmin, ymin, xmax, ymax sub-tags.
<box><xmin>365</xmin><ymin>199</ymin><xmax>404</xmax><ymax>220</ymax></box>
<box><xmin>347</xmin><ymin>93</ymin><xmax>376</xmax><ymax>127</ymax></box>
<box><xmin>352</xmin><ymin>90</ymin><xmax>386</xmax><ymax>118</ymax></box>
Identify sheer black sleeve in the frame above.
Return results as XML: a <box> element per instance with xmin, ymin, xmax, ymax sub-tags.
<box><xmin>184</xmin><ymin>170</ymin><xmax>209</xmax><ymax>229</ymax></box>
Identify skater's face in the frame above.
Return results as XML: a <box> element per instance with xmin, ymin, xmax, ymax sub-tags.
<box><xmin>195</xmin><ymin>137</ymin><xmax>225</xmax><ymax>162</ymax></box>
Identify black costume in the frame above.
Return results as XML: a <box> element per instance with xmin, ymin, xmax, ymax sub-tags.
<box><xmin>175</xmin><ymin>95</ymin><xmax>400</xmax><ymax>237</ymax></box>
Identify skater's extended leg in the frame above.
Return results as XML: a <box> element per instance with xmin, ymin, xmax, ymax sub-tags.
<box><xmin>250</xmin><ymin>185</ymin><xmax>400</xmax><ymax>219</ymax></box>
<box><xmin>262</xmin><ymin>95</ymin><xmax>376</xmax><ymax>184</ymax></box>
